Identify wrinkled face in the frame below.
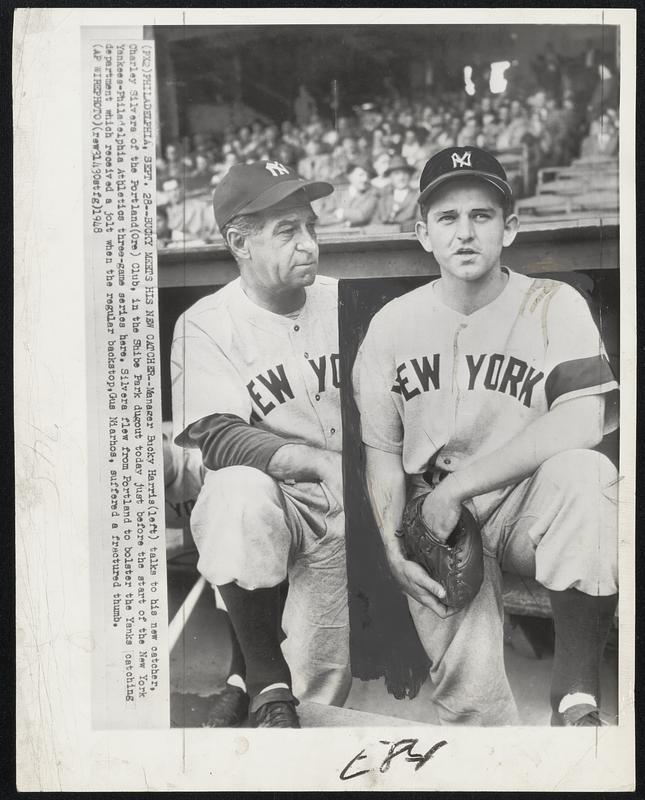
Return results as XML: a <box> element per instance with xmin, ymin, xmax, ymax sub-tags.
<box><xmin>390</xmin><ymin>169</ymin><xmax>411</xmax><ymax>190</ymax></box>
<box><xmin>348</xmin><ymin>167</ymin><xmax>369</xmax><ymax>191</ymax></box>
<box><xmin>415</xmin><ymin>179</ymin><xmax>518</xmax><ymax>284</ymax></box>
<box><xmin>238</xmin><ymin>201</ymin><xmax>320</xmax><ymax>294</ymax></box>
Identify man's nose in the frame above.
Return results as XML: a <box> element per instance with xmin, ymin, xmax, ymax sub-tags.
<box><xmin>456</xmin><ymin>215</ymin><xmax>474</xmax><ymax>240</ymax></box>
<box><xmin>296</xmin><ymin>227</ymin><xmax>317</xmax><ymax>252</ymax></box>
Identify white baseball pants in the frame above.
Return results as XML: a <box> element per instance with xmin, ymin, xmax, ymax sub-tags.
<box><xmin>190</xmin><ymin>465</ymin><xmax>351</xmax><ymax>707</ymax></box>
<box><xmin>407</xmin><ymin>448</ymin><xmax>618</xmax><ymax>725</ymax></box>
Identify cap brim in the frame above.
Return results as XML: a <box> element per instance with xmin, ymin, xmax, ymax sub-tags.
<box><xmin>418</xmin><ymin>171</ymin><xmax>513</xmax><ymax>208</ymax></box>
<box><xmin>242</xmin><ymin>178</ymin><xmax>334</xmax><ymax>216</ymax></box>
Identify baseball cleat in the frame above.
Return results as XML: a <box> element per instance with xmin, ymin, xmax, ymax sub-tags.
<box><xmin>249</xmin><ymin>687</ymin><xmax>301</xmax><ymax>728</ymax></box>
<box><xmin>250</xmin><ymin>700</ymin><xmax>301</xmax><ymax>728</ymax></box>
<box><xmin>205</xmin><ymin>684</ymin><xmax>250</xmax><ymax>728</ymax></box>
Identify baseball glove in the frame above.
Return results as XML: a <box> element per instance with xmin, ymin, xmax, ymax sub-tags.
<box><xmin>400</xmin><ymin>493</ymin><xmax>484</xmax><ymax>611</ymax></box>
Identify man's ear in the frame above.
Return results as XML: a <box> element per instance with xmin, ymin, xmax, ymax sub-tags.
<box><xmin>226</xmin><ymin>228</ymin><xmax>250</xmax><ymax>261</ymax></box>
<box><xmin>415</xmin><ymin>219</ymin><xmax>433</xmax><ymax>254</ymax></box>
<box><xmin>502</xmin><ymin>213</ymin><xmax>519</xmax><ymax>248</ymax></box>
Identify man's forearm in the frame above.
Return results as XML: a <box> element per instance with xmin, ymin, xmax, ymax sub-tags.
<box><xmin>364</xmin><ymin>447</ymin><xmax>408</xmax><ymax>561</ymax></box>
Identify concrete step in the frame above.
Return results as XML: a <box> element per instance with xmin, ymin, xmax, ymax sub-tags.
<box><xmin>299</xmin><ymin>701</ymin><xmax>411</xmax><ymax>728</ymax></box>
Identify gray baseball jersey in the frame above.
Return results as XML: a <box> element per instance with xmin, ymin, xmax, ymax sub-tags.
<box><xmin>353</xmin><ymin>269</ymin><xmax>618</xmax><ymax>522</ymax></box>
<box><xmin>171</xmin><ymin>275</ymin><xmax>341</xmax><ymax>453</ymax></box>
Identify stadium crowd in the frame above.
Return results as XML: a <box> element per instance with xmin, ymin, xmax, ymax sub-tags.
<box><xmin>156</xmin><ymin>49</ymin><xmax>619</xmax><ymax>247</ymax></box>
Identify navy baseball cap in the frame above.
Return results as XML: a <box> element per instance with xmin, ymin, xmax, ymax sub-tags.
<box><xmin>213</xmin><ymin>160</ymin><xmax>334</xmax><ymax>230</ymax></box>
<box><xmin>418</xmin><ymin>146</ymin><xmax>513</xmax><ymax>210</ymax></box>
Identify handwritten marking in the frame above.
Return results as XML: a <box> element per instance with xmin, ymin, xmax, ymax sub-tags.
<box><xmin>339</xmin><ymin>737</ymin><xmax>448</xmax><ymax>781</ymax></box>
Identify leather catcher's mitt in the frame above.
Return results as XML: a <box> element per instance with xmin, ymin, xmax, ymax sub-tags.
<box><xmin>401</xmin><ymin>493</ymin><xmax>484</xmax><ymax>611</ymax></box>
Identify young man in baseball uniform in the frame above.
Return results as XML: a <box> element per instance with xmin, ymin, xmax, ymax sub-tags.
<box><xmin>171</xmin><ymin>161</ymin><xmax>350</xmax><ymax>728</ymax></box>
<box><xmin>353</xmin><ymin>146</ymin><xmax>618</xmax><ymax>726</ymax></box>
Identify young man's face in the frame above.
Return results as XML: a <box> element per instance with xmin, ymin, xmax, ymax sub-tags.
<box><xmin>238</xmin><ymin>200</ymin><xmax>319</xmax><ymax>295</ymax></box>
<box><xmin>415</xmin><ymin>179</ymin><xmax>518</xmax><ymax>284</ymax></box>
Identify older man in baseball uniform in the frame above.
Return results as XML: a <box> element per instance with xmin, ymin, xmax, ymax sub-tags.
<box><xmin>353</xmin><ymin>146</ymin><xmax>618</xmax><ymax>726</ymax></box>
<box><xmin>171</xmin><ymin>161</ymin><xmax>350</xmax><ymax>728</ymax></box>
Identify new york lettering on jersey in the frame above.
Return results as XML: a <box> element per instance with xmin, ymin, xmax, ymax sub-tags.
<box><xmin>391</xmin><ymin>352</ymin><xmax>544</xmax><ymax>409</ymax></box>
<box><xmin>247</xmin><ymin>353</ymin><xmax>341</xmax><ymax>422</ymax></box>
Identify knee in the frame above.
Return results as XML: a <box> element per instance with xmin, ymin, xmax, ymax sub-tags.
<box><xmin>193</xmin><ymin>466</ymin><xmax>281</xmax><ymax>521</ymax></box>
<box><xmin>538</xmin><ymin>449</ymin><xmax>617</xmax><ymax>498</ymax></box>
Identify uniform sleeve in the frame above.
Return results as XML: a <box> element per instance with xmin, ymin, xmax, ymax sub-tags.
<box><xmin>352</xmin><ymin>314</ymin><xmax>404</xmax><ymax>453</ymax></box>
<box><xmin>180</xmin><ymin>413</ymin><xmax>296</xmax><ymax>471</ymax></box>
<box><xmin>171</xmin><ymin>313</ymin><xmax>253</xmax><ymax>442</ymax></box>
<box><xmin>543</xmin><ymin>284</ymin><xmax>619</xmax><ymax>433</ymax></box>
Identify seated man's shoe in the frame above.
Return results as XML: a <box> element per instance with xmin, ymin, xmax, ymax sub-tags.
<box><xmin>205</xmin><ymin>684</ymin><xmax>249</xmax><ymax>727</ymax></box>
<box><xmin>249</xmin><ymin>687</ymin><xmax>300</xmax><ymax>729</ymax></box>
<box><xmin>551</xmin><ymin>703</ymin><xmax>607</xmax><ymax>727</ymax></box>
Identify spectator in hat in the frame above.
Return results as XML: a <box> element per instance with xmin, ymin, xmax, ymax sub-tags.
<box><xmin>373</xmin><ymin>156</ymin><xmax>418</xmax><ymax>229</ymax></box>
<box><xmin>316</xmin><ymin>163</ymin><xmax>379</xmax><ymax>228</ymax></box>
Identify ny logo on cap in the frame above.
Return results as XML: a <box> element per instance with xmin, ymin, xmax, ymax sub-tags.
<box><xmin>451</xmin><ymin>151</ymin><xmax>472</xmax><ymax>169</ymax></box>
<box><xmin>265</xmin><ymin>161</ymin><xmax>289</xmax><ymax>177</ymax></box>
